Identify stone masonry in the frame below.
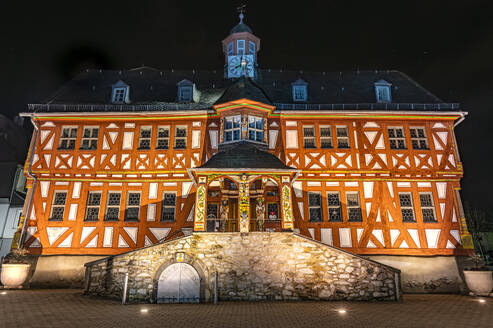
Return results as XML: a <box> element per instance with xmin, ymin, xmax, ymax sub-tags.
<box><xmin>84</xmin><ymin>232</ymin><xmax>401</xmax><ymax>302</ymax></box>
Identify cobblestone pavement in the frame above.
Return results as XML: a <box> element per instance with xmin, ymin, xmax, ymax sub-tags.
<box><xmin>0</xmin><ymin>290</ymin><xmax>492</xmax><ymax>328</ymax></box>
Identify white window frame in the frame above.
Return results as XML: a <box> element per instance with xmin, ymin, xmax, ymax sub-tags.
<box><xmin>85</xmin><ymin>191</ymin><xmax>102</xmax><ymax>221</ymax></box>
<box><xmin>388</xmin><ymin>126</ymin><xmax>407</xmax><ymax>150</ymax></box>
<box><xmin>174</xmin><ymin>126</ymin><xmax>188</xmax><ymax>149</ymax></box>
<box><xmin>303</xmin><ymin>125</ymin><xmax>316</xmax><ymax>148</ymax></box>
<box><xmin>112</xmin><ymin>87</ymin><xmax>128</xmax><ymax>103</ymax></box>
<box><xmin>50</xmin><ymin>191</ymin><xmax>67</xmax><ymax>221</ymax></box>
<box><xmin>419</xmin><ymin>192</ymin><xmax>436</xmax><ymax>222</ymax></box>
<box><xmin>161</xmin><ymin>192</ymin><xmax>177</xmax><ymax>222</ymax></box>
<box><xmin>346</xmin><ymin>192</ymin><xmax>362</xmax><ymax>222</ymax></box>
<box><xmin>320</xmin><ymin>125</ymin><xmax>333</xmax><ymax>149</ymax></box>
<box><xmin>336</xmin><ymin>125</ymin><xmax>350</xmax><ymax>148</ymax></box>
<box><xmin>59</xmin><ymin>126</ymin><xmax>78</xmax><ymax>150</ymax></box>
<box><xmin>80</xmin><ymin>126</ymin><xmax>99</xmax><ymax>150</ymax></box>
<box><xmin>398</xmin><ymin>192</ymin><xmax>415</xmax><ymax>222</ymax></box>
<box><xmin>327</xmin><ymin>191</ymin><xmax>342</xmax><ymax>222</ymax></box>
<box><xmin>104</xmin><ymin>192</ymin><xmax>121</xmax><ymax>221</ymax></box>
<box><xmin>223</xmin><ymin>115</ymin><xmax>241</xmax><ymax>143</ymax></box>
<box><xmin>248</xmin><ymin>115</ymin><xmax>264</xmax><ymax>143</ymax></box>
<box><xmin>308</xmin><ymin>192</ymin><xmax>323</xmax><ymax>222</ymax></box>
<box><xmin>248</xmin><ymin>41</ymin><xmax>255</xmax><ymax>55</ymax></box>
<box><xmin>237</xmin><ymin>40</ymin><xmax>245</xmax><ymax>55</ymax></box>
<box><xmin>138</xmin><ymin>126</ymin><xmax>152</xmax><ymax>150</ymax></box>
<box><xmin>409</xmin><ymin>127</ymin><xmax>429</xmax><ymax>150</ymax></box>
<box><xmin>375</xmin><ymin>80</ymin><xmax>392</xmax><ymax>103</ymax></box>
<box><xmin>156</xmin><ymin>125</ymin><xmax>170</xmax><ymax>150</ymax></box>
<box><xmin>292</xmin><ymin>85</ymin><xmax>307</xmax><ymax>101</ymax></box>
<box><xmin>125</xmin><ymin>191</ymin><xmax>141</xmax><ymax>221</ymax></box>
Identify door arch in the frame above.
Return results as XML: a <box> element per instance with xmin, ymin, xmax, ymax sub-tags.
<box><xmin>157</xmin><ymin>262</ymin><xmax>200</xmax><ymax>303</ymax></box>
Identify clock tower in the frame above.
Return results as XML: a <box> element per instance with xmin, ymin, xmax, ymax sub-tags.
<box><xmin>222</xmin><ymin>10</ymin><xmax>260</xmax><ymax>79</ymax></box>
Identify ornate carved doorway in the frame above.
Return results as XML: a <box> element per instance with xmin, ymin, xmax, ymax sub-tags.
<box><xmin>157</xmin><ymin>263</ymin><xmax>200</xmax><ymax>303</ymax></box>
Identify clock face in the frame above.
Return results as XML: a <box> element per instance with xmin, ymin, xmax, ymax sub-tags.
<box><xmin>228</xmin><ymin>55</ymin><xmax>255</xmax><ymax>78</ymax></box>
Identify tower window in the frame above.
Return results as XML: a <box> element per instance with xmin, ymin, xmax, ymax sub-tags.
<box><xmin>248</xmin><ymin>116</ymin><xmax>263</xmax><ymax>142</ymax></box>
<box><xmin>227</xmin><ymin>41</ymin><xmax>234</xmax><ymax>56</ymax></box>
<box><xmin>224</xmin><ymin>115</ymin><xmax>241</xmax><ymax>142</ymax></box>
<box><xmin>249</xmin><ymin>41</ymin><xmax>255</xmax><ymax>55</ymax></box>
<box><xmin>375</xmin><ymin>80</ymin><xmax>392</xmax><ymax>103</ymax></box>
<box><xmin>237</xmin><ymin>40</ymin><xmax>245</xmax><ymax>55</ymax></box>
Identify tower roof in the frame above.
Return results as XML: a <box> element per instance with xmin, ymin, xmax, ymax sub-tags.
<box><xmin>230</xmin><ymin>22</ymin><xmax>253</xmax><ymax>35</ymax></box>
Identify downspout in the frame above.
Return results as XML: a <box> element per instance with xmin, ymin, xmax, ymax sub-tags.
<box><xmin>17</xmin><ymin>116</ymin><xmax>39</xmax><ymax>248</ymax></box>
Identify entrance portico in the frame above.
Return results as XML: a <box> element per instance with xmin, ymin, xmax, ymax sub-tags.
<box><xmin>188</xmin><ymin>141</ymin><xmax>299</xmax><ymax>232</ymax></box>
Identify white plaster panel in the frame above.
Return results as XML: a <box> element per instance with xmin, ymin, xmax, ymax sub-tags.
<box><xmin>450</xmin><ymin>230</ymin><xmax>461</xmax><ymax>244</ymax></box>
<box><xmin>103</xmin><ymin>227</ymin><xmax>113</xmax><ymax>247</ymax></box>
<box><xmin>269</xmin><ymin>130</ymin><xmax>279</xmax><ymax>149</ymax></box>
<box><xmin>191</xmin><ymin>130</ymin><xmax>201</xmax><ymax>149</ymax></box>
<box><xmin>408</xmin><ymin>229</ymin><xmax>420</xmax><ymax>248</ymax></box>
<box><xmin>286</xmin><ymin>121</ymin><xmax>297</xmax><ymax>127</ymax></box>
<box><xmin>58</xmin><ymin>232</ymin><xmax>73</xmax><ymax>247</ymax></box>
<box><xmin>425</xmin><ymin>229</ymin><xmax>441</xmax><ymax>248</ymax></box>
<box><xmin>372</xmin><ymin>229</ymin><xmax>384</xmax><ymax>246</ymax></box>
<box><xmin>149</xmin><ymin>183</ymin><xmax>158</xmax><ymax>199</ymax></box>
<box><xmin>293</xmin><ymin>181</ymin><xmax>303</xmax><ymax>197</ymax></box>
<box><xmin>320</xmin><ymin>228</ymin><xmax>332</xmax><ymax>245</ymax></box>
<box><xmin>396</xmin><ymin>182</ymin><xmax>411</xmax><ymax>188</ymax></box>
<box><xmin>363</xmin><ymin>182</ymin><xmax>374</xmax><ymax>199</ymax></box>
<box><xmin>150</xmin><ymin>228</ymin><xmax>171</xmax><ymax>241</ymax></box>
<box><xmin>307</xmin><ymin>181</ymin><xmax>321</xmax><ymax>187</ymax></box>
<box><xmin>122</xmin><ymin>132</ymin><xmax>134</xmax><ymax>150</ymax></box>
<box><xmin>436</xmin><ymin>182</ymin><xmax>447</xmax><ymax>199</ymax></box>
<box><xmin>68</xmin><ymin>204</ymin><xmax>78</xmax><ymax>221</ymax></box>
<box><xmin>339</xmin><ymin>228</ymin><xmax>352</xmax><ymax>247</ymax></box>
<box><xmin>46</xmin><ymin>227</ymin><xmax>68</xmax><ymax>245</ymax></box>
<box><xmin>118</xmin><ymin>235</ymin><xmax>129</xmax><ymax>248</ymax></box>
<box><xmin>40</xmin><ymin>181</ymin><xmax>50</xmax><ymax>198</ymax></box>
<box><xmin>390</xmin><ymin>229</ymin><xmax>400</xmax><ymax>246</ymax></box>
<box><xmin>123</xmin><ymin>227</ymin><xmax>138</xmax><ymax>243</ymax></box>
<box><xmin>345</xmin><ymin>182</ymin><xmax>358</xmax><ymax>187</ymax></box>
<box><xmin>182</xmin><ymin>182</ymin><xmax>192</xmax><ymax>197</ymax></box>
<box><xmin>147</xmin><ymin>204</ymin><xmax>156</xmax><ymax>221</ymax></box>
<box><xmin>286</xmin><ymin>130</ymin><xmax>298</xmax><ymax>149</ymax></box>
<box><xmin>209</xmin><ymin>130</ymin><xmax>218</xmax><ymax>149</ymax></box>
<box><xmin>308</xmin><ymin>228</ymin><xmax>315</xmax><ymax>239</ymax></box>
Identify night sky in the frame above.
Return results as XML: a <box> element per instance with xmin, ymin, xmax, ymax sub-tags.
<box><xmin>2</xmin><ymin>1</ymin><xmax>492</xmax><ymax>215</ymax></box>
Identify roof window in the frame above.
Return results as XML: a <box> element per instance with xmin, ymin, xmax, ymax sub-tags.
<box><xmin>177</xmin><ymin>79</ymin><xmax>195</xmax><ymax>102</ymax></box>
<box><xmin>292</xmin><ymin>79</ymin><xmax>308</xmax><ymax>102</ymax></box>
<box><xmin>375</xmin><ymin>80</ymin><xmax>392</xmax><ymax>103</ymax></box>
<box><xmin>111</xmin><ymin>80</ymin><xmax>130</xmax><ymax>104</ymax></box>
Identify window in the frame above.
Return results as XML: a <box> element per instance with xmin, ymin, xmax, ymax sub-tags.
<box><xmin>105</xmin><ymin>192</ymin><xmax>121</xmax><ymax>221</ymax></box>
<box><xmin>174</xmin><ymin>126</ymin><xmax>187</xmax><ymax>149</ymax></box>
<box><xmin>248</xmin><ymin>116</ymin><xmax>264</xmax><ymax>142</ymax></box>
<box><xmin>112</xmin><ymin>88</ymin><xmax>127</xmax><ymax>103</ymax></box>
<box><xmin>249</xmin><ymin>41</ymin><xmax>255</xmax><ymax>54</ymax></box>
<box><xmin>237</xmin><ymin>40</ymin><xmax>245</xmax><ymax>55</ymax></box>
<box><xmin>292</xmin><ymin>79</ymin><xmax>308</xmax><ymax>101</ymax></box>
<box><xmin>419</xmin><ymin>193</ymin><xmax>436</xmax><ymax>222</ymax></box>
<box><xmin>50</xmin><ymin>191</ymin><xmax>67</xmax><ymax>221</ymax></box>
<box><xmin>224</xmin><ymin>115</ymin><xmax>241</xmax><ymax>142</ymax></box>
<box><xmin>308</xmin><ymin>192</ymin><xmax>323</xmax><ymax>222</ymax></box>
<box><xmin>336</xmin><ymin>126</ymin><xmax>349</xmax><ymax>148</ymax></box>
<box><xmin>375</xmin><ymin>80</ymin><xmax>392</xmax><ymax>103</ymax></box>
<box><xmin>227</xmin><ymin>41</ymin><xmax>234</xmax><ymax>56</ymax></box>
<box><xmin>178</xmin><ymin>85</ymin><xmax>193</xmax><ymax>102</ymax></box>
<box><xmin>346</xmin><ymin>192</ymin><xmax>362</xmax><ymax>222</ymax></box>
<box><xmin>138</xmin><ymin>126</ymin><xmax>152</xmax><ymax>150</ymax></box>
<box><xmin>156</xmin><ymin>126</ymin><xmax>169</xmax><ymax>150</ymax></box>
<box><xmin>327</xmin><ymin>192</ymin><xmax>342</xmax><ymax>222</ymax></box>
<box><xmin>303</xmin><ymin>126</ymin><xmax>316</xmax><ymax>148</ymax></box>
<box><xmin>80</xmin><ymin>127</ymin><xmax>99</xmax><ymax>150</ymax></box>
<box><xmin>161</xmin><ymin>193</ymin><xmax>176</xmax><ymax>221</ymax></box>
<box><xmin>267</xmin><ymin>203</ymin><xmax>279</xmax><ymax>220</ymax></box>
<box><xmin>399</xmin><ymin>193</ymin><xmax>415</xmax><ymax>222</ymax></box>
<box><xmin>125</xmin><ymin>192</ymin><xmax>141</xmax><ymax>221</ymax></box>
<box><xmin>320</xmin><ymin>125</ymin><xmax>333</xmax><ymax>149</ymax></box>
<box><xmin>293</xmin><ymin>85</ymin><xmax>307</xmax><ymax>101</ymax></box>
<box><xmin>410</xmin><ymin>127</ymin><xmax>429</xmax><ymax>150</ymax></box>
<box><xmin>388</xmin><ymin>127</ymin><xmax>406</xmax><ymax>149</ymax></box>
<box><xmin>85</xmin><ymin>192</ymin><xmax>101</xmax><ymax>221</ymax></box>
<box><xmin>59</xmin><ymin>127</ymin><xmax>78</xmax><ymax>150</ymax></box>
<box><xmin>207</xmin><ymin>203</ymin><xmax>218</xmax><ymax>220</ymax></box>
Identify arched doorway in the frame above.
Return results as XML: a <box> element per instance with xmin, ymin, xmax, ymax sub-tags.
<box><xmin>157</xmin><ymin>263</ymin><xmax>200</xmax><ymax>303</ymax></box>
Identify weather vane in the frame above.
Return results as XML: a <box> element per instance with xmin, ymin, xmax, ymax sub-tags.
<box><xmin>237</xmin><ymin>4</ymin><xmax>246</xmax><ymax>23</ymax></box>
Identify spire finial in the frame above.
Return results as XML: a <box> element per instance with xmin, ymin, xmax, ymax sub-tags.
<box><xmin>237</xmin><ymin>4</ymin><xmax>246</xmax><ymax>23</ymax></box>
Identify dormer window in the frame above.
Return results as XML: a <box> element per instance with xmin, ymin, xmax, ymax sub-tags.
<box><xmin>375</xmin><ymin>80</ymin><xmax>392</xmax><ymax>103</ymax></box>
<box><xmin>111</xmin><ymin>80</ymin><xmax>129</xmax><ymax>104</ymax></box>
<box><xmin>237</xmin><ymin>40</ymin><xmax>245</xmax><ymax>55</ymax></box>
<box><xmin>177</xmin><ymin>79</ymin><xmax>194</xmax><ymax>102</ymax></box>
<box><xmin>292</xmin><ymin>79</ymin><xmax>308</xmax><ymax>102</ymax></box>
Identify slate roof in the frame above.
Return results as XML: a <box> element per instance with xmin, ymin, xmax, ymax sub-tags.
<box><xmin>230</xmin><ymin>22</ymin><xmax>253</xmax><ymax>34</ymax></box>
<box><xmin>30</xmin><ymin>66</ymin><xmax>459</xmax><ymax>113</ymax></box>
<box><xmin>198</xmin><ymin>141</ymin><xmax>294</xmax><ymax>170</ymax></box>
<box><xmin>215</xmin><ymin>76</ymin><xmax>272</xmax><ymax>105</ymax></box>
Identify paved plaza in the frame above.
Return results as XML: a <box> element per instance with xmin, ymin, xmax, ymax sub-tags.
<box><xmin>0</xmin><ymin>289</ymin><xmax>492</xmax><ymax>328</ymax></box>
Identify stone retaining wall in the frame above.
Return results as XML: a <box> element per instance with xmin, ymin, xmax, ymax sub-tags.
<box><xmin>85</xmin><ymin>232</ymin><xmax>401</xmax><ymax>302</ymax></box>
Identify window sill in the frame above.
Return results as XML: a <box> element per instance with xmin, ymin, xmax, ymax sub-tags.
<box><xmin>48</xmin><ymin>218</ymin><xmax>64</xmax><ymax>222</ymax></box>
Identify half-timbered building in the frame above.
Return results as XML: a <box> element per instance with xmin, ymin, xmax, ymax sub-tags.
<box><xmin>15</xmin><ymin>13</ymin><xmax>473</xmax><ymax>292</ymax></box>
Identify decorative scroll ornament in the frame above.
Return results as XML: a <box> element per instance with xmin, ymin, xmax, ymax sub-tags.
<box><xmin>239</xmin><ymin>182</ymin><xmax>250</xmax><ymax>232</ymax></box>
<box><xmin>194</xmin><ymin>185</ymin><xmax>206</xmax><ymax>231</ymax></box>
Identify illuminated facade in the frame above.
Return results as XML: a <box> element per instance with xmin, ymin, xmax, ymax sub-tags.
<box><xmin>15</xmin><ymin>15</ymin><xmax>472</xmax><ymax>261</ymax></box>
